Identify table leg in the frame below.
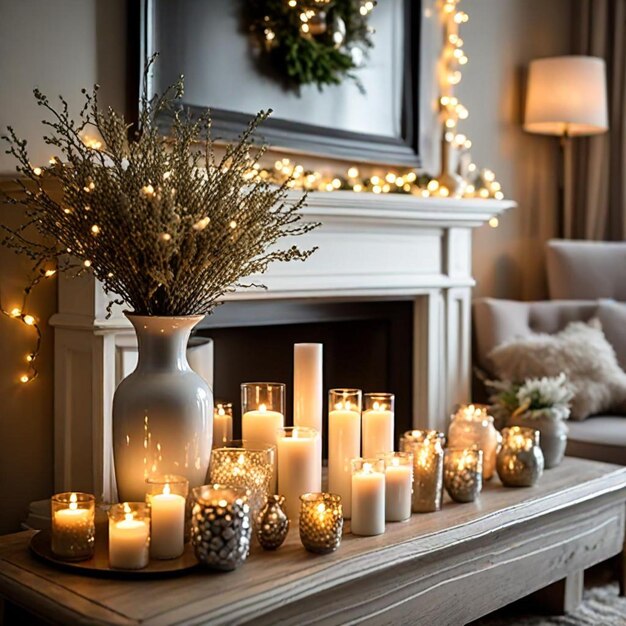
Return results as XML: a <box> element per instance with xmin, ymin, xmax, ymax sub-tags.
<box><xmin>533</xmin><ymin>570</ymin><xmax>584</xmax><ymax>615</ymax></box>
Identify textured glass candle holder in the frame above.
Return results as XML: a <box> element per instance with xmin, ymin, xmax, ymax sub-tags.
<box><xmin>299</xmin><ymin>492</ymin><xmax>343</xmax><ymax>554</ymax></box>
<box><xmin>107</xmin><ymin>502</ymin><xmax>150</xmax><ymax>570</ymax></box>
<box><xmin>497</xmin><ymin>427</ymin><xmax>545</xmax><ymax>487</ymax></box>
<box><xmin>448</xmin><ymin>404</ymin><xmax>500</xmax><ymax>480</ymax></box>
<box><xmin>406</xmin><ymin>438</ymin><xmax>444</xmax><ymax>513</ymax></box>
<box><xmin>213</xmin><ymin>401</ymin><xmax>233</xmax><ymax>447</ymax></box>
<box><xmin>191</xmin><ymin>484</ymin><xmax>251</xmax><ymax>571</ymax></box>
<box><xmin>444</xmin><ymin>448</ymin><xmax>483</xmax><ymax>503</ymax></box>
<box><xmin>209</xmin><ymin>441</ymin><xmax>275</xmax><ymax>520</ymax></box>
<box><xmin>255</xmin><ymin>494</ymin><xmax>289</xmax><ymax>550</ymax></box>
<box><xmin>400</xmin><ymin>429</ymin><xmax>446</xmax><ymax>453</ymax></box>
<box><xmin>51</xmin><ymin>492</ymin><xmax>96</xmax><ymax>561</ymax></box>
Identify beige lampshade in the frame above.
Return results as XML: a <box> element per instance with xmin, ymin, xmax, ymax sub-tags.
<box><xmin>524</xmin><ymin>56</ymin><xmax>608</xmax><ymax>136</ymax></box>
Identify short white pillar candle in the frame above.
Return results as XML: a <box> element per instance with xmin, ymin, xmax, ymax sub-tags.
<box><xmin>379</xmin><ymin>452</ymin><xmax>413</xmax><ymax>522</ymax></box>
<box><xmin>351</xmin><ymin>458</ymin><xmax>386</xmax><ymax>536</ymax></box>
<box><xmin>146</xmin><ymin>475</ymin><xmax>188</xmax><ymax>560</ymax></box>
<box><xmin>108</xmin><ymin>502</ymin><xmax>150</xmax><ymax>569</ymax></box>
<box><xmin>362</xmin><ymin>393</ymin><xmax>395</xmax><ymax>458</ymax></box>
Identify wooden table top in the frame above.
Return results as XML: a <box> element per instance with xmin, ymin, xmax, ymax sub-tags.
<box><xmin>1</xmin><ymin>457</ymin><xmax>625</xmax><ymax>626</ymax></box>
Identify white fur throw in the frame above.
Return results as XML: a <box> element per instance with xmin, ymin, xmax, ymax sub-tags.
<box><xmin>489</xmin><ymin>319</ymin><xmax>626</xmax><ymax>420</ymax></box>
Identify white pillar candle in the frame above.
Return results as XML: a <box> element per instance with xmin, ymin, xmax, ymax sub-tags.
<box><xmin>293</xmin><ymin>343</ymin><xmax>323</xmax><ymax>491</ymax></box>
<box><xmin>328</xmin><ymin>390</ymin><xmax>362</xmax><ymax>519</ymax></box>
<box><xmin>381</xmin><ymin>453</ymin><xmax>413</xmax><ymax>522</ymax></box>
<box><xmin>351</xmin><ymin>459</ymin><xmax>386</xmax><ymax>536</ymax></box>
<box><xmin>277</xmin><ymin>427</ymin><xmax>319</xmax><ymax>519</ymax></box>
<box><xmin>150</xmin><ymin>483</ymin><xmax>186</xmax><ymax>559</ymax></box>
<box><xmin>213</xmin><ymin>403</ymin><xmax>233</xmax><ymax>446</ymax></box>
<box><xmin>108</xmin><ymin>503</ymin><xmax>150</xmax><ymax>570</ymax></box>
<box><xmin>362</xmin><ymin>394</ymin><xmax>395</xmax><ymax>458</ymax></box>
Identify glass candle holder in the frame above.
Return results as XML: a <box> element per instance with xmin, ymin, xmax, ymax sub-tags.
<box><xmin>400</xmin><ymin>429</ymin><xmax>446</xmax><ymax>453</ymax></box>
<box><xmin>362</xmin><ymin>393</ymin><xmax>395</xmax><ymax>458</ymax></box>
<box><xmin>276</xmin><ymin>427</ymin><xmax>320</xmax><ymax>520</ymax></box>
<box><xmin>444</xmin><ymin>448</ymin><xmax>483</xmax><ymax>503</ymax></box>
<box><xmin>209</xmin><ymin>441</ymin><xmax>275</xmax><ymax>520</ymax></box>
<box><xmin>497</xmin><ymin>426</ymin><xmax>545</xmax><ymax>487</ymax></box>
<box><xmin>408</xmin><ymin>438</ymin><xmax>444</xmax><ymax>513</ymax></box>
<box><xmin>448</xmin><ymin>404</ymin><xmax>500</xmax><ymax>480</ymax></box>
<box><xmin>51</xmin><ymin>492</ymin><xmax>95</xmax><ymax>561</ymax></box>
<box><xmin>191</xmin><ymin>484</ymin><xmax>251</xmax><ymax>571</ymax></box>
<box><xmin>255</xmin><ymin>494</ymin><xmax>289</xmax><ymax>550</ymax></box>
<box><xmin>241</xmin><ymin>383</ymin><xmax>285</xmax><ymax>493</ymax></box>
<box><xmin>351</xmin><ymin>458</ymin><xmax>386</xmax><ymax>536</ymax></box>
<box><xmin>328</xmin><ymin>388</ymin><xmax>362</xmax><ymax>519</ymax></box>
<box><xmin>378</xmin><ymin>451</ymin><xmax>412</xmax><ymax>522</ymax></box>
<box><xmin>299</xmin><ymin>492</ymin><xmax>343</xmax><ymax>554</ymax></box>
<box><xmin>108</xmin><ymin>502</ymin><xmax>150</xmax><ymax>570</ymax></box>
<box><xmin>213</xmin><ymin>401</ymin><xmax>233</xmax><ymax>446</ymax></box>
<box><xmin>145</xmin><ymin>474</ymin><xmax>188</xmax><ymax>559</ymax></box>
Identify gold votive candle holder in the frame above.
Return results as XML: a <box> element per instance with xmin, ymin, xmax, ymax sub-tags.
<box><xmin>496</xmin><ymin>426</ymin><xmax>545</xmax><ymax>487</ymax></box>
<box><xmin>108</xmin><ymin>502</ymin><xmax>150</xmax><ymax>570</ymax></box>
<box><xmin>407</xmin><ymin>438</ymin><xmax>444</xmax><ymax>513</ymax></box>
<box><xmin>191</xmin><ymin>484</ymin><xmax>251</xmax><ymax>571</ymax></box>
<box><xmin>51</xmin><ymin>492</ymin><xmax>95</xmax><ymax>561</ymax></box>
<box><xmin>299</xmin><ymin>492</ymin><xmax>343</xmax><ymax>554</ymax></box>
<box><xmin>213</xmin><ymin>401</ymin><xmax>233</xmax><ymax>446</ymax></box>
<box><xmin>444</xmin><ymin>448</ymin><xmax>483</xmax><ymax>503</ymax></box>
<box><xmin>209</xmin><ymin>440</ymin><xmax>275</xmax><ymax>519</ymax></box>
<box><xmin>400</xmin><ymin>429</ymin><xmax>446</xmax><ymax>453</ymax></box>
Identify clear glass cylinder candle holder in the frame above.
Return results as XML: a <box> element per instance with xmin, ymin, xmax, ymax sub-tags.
<box><xmin>378</xmin><ymin>451</ymin><xmax>413</xmax><ymax>522</ymax></box>
<box><xmin>191</xmin><ymin>484</ymin><xmax>251</xmax><ymax>571</ymax></box>
<box><xmin>351</xmin><ymin>458</ymin><xmax>386</xmax><ymax>536</ymax></box>
<box><xmin>328</xmin><ymin>388</ymin><xmax>362</xmax><ymax>519</ymax></box>
<box><xmin>299</xmin><ymin>492</ymin><xmax>343</xmax><ymax>554</ymax></box>
<box><xmin>448</xmin><ymin>404</ymin><xmax>500</xmax><ymax>480</ymax></box>
<box><xmin>444</xmin><ymin>448</ymin><xmax>483</xmax><ymax>503</ymax></box>
<box><xmin>108</xmin><ymin>502</ymin><xmax>150</xmax><ymax>570</ymax></box>
<box><xmin>209</xmin><ymin>441</ymin><xmax>275</xmax><ymax>519</ymax></box>
<box><xmin>400</xmin><ymin>429</ymin><xmax>446</xmax><ymax>453</ymax></box>
<box><xmin>213</xmin><ymin>401</ymin><xmax>233</xmax><ymax>447</ymax></box>
<box><xmin>51</xmin><ymin>492</ymin><xmax>95</xmax><ymax>561</ymax></box>
<box><xmin>496</xmin><ymin>426</ymin><xmax>545</xmax><ymax>487</ymax></box>
<box><xmin>408</xmin><ymin>438</ymin><xmax>444</xmax><ymax>513</ymax></box>
<box><xmin>362</xmin><ymin>393</ymin><xmax>395</xmax><ymax>458</ymax></box>
<box><xmin>145</xmin><ymin>474</ymin><xmax>188</xmax><ymax>559</ymax></box>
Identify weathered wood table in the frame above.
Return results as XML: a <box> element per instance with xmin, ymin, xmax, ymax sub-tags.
<box><xmin>1</xmin><ymin>457</ymin><xmax>625</xmax><ymax>626</ymax></box>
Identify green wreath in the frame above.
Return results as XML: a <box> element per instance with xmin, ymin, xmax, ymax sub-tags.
<box><xmin>246</xmin><ymin>0</ymin><xmax>376</xmax><ymax>91</ymax></box>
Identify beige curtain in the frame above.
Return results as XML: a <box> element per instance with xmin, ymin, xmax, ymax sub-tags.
<box><xmin>570</xmin><ymin>0</ymin><xmax>626</xmax><ymax>240</ymax></box>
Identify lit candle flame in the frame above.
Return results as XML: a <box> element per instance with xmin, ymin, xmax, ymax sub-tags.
<box><xmin>69</xmin><ymin>492</ymin><xmax>77</xmax><ymax>511</ymax></box>
<box><xmin>363</xmin><ymin>462</ymin><xmax>373</xmax><ymax>474</ymax></box>
<box><xmin>259</xmin><ymin>403</ymin><xmax>267</xmax><ymax>413</ymax></box>
<box><xmin>123</xmin><ymin>502</ymin><xmax>133</xmax><ymax>522</ymax></box>
<box><xmin>163</xmin><ymin>483</ymin><xmax>171</xmax><ymax>496</ymax></box>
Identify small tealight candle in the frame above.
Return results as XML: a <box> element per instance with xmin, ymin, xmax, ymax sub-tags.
<box><xmin>299</xmin><ymin>492</ymin><xmax>344</xmax><ymax>554</ymax></box>
<box><xmin>443</xmin><ymin>448</ymin><xmax>483</xmax><ymax>503</ymax></box>
<box><xmin>146</xmin><ymin>474</ymin><xmax>188</xmax><ymax>559</ymax></box>
<box><xmin>51</xmin><ymin>492</ymin><xmax>95</xmax><ymax>561</ymax></box>
<box><xmin>362</xmin><ymin>393</ymin><xmax>395</xmax><ymax>458</ymax></box>
<box><xmin>213</xmin><ymin>402</ymin><xmax>233</xmax><ymax>446</ymax></box>
<box><xmin>108</xmin><ymin>502</ymin><xmax>150</xmax><ymax>570</ymax></box>
<box><xmin>378</xmin><ymin>452</ymin><xmax>413</xmax><ymax>522</ymax></box>
<box><xmin>351</xmin><ymin>458</ymin><xmax>386</xmax><ymax>536</ymax></box>
<box><xmin>408</xmin><ymin>438</ymin><xmax>444</xmax><ymax>513</ymax></box>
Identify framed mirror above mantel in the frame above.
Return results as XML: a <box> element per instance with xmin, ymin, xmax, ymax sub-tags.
<box><xmin>132</xmin><ymin>0</ymin><xmax>422</xmax><ymax>166</ymax></box>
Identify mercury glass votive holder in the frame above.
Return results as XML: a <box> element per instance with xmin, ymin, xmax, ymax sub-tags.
<box><xmin>407</xmin><ymin>438</ymin><xmax>444</xmax><ymax>513</ymax></box>
<box><xmin>209</xmin><ymin>441</ymin><xmax>275</xmax><ymax>519</ymax></box>
<box><xmin>444</xmin><ymin>448</ymin><xmax>484</xmax><ymax>503</ymax></box>
<box><xmin>496</xmin><ymin>426</ymin><xmax>545</xmax><ymax>487</ymax></box>
<box><xmin>400</xmin><ymin>429</ymin><xmax>446</xmax><ymax>453</ymax></box>
<box><xmin>191</xmin><ymin>484</ymin><xmax>251</xmax><ymax>571</ymax></box>
<box><xmin>213</xmin><ymin>401</ymin><xmax>233</xmax><ymax>446</ymax></box>
<box><xmin>299</xmin><ymin>492</ymin><xmax>344</xmax><ymax>554</ymax></box>
<box><xmin>51</xmin><ymin>492</ymin><xmax>95</xmax><ymax>561</ymax></box>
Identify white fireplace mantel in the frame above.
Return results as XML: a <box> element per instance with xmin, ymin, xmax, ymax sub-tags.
<box><xmin>50</xmin><ymin>191</ymin><xmax>514</xmax><ymax>501</ymax></box>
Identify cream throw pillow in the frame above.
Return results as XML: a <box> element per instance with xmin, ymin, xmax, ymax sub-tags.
<box><xmin>489</xmin><ymin>319</ymin><xmax>626</xmax><ymax>420</ymax></box>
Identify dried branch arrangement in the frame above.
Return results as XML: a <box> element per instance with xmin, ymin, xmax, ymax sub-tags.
<box><xmin>1</xmin><ymin>55</ymin><xmax>317</xmax><ymax>381</ymax></box>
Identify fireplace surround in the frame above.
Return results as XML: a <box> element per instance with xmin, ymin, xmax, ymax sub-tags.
<box><xmin>50</xmin><ymin>190</ymin><xmax>514</xmax><ymax>502</ymax></box>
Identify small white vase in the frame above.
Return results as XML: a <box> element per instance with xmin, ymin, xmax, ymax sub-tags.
<box><xmin>508</xmin><ymin>412</ymin><xmax>569</xmax><ymax>469</ymax></box>
<box><xmin>113</xmin><ymin>314</ymin><xmax>213</xmax><ymax>502</ymax></box>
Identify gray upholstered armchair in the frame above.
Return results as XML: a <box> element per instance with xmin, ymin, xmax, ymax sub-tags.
<box><xmin>474</xmin><ymin>240</ymin><xmax>626</xmax><ymax>465</ymax></box>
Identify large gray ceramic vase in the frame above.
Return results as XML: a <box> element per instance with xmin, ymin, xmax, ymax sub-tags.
<box><xmin>113</xmin><ymin>314</ymin><xmax>213</xmax><ymax>502</ymax></box>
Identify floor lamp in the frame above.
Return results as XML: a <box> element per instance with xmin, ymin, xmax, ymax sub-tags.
<box><xmin>523</xmin><ymin>56</ymin><xmax>608</xmax><ymax>238</ymax></box>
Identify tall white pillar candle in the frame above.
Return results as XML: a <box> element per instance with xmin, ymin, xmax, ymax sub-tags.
<box><xmin>293</xmin><ymin>343</ymin><xmax>323</xmax><ymax>491</ymax></box>
<box><xmin>328</xmin><ymin>389</ymin><xmax>362</xmax><ymax>519</ymax></box>
<box><xmin>108</xmin><ymin>503</ymin><xmax>150</xmax><ymax>570</ymax></box>
<box><xmin>379</xmin><ymin>452</ymin><xmax>413</xmax><ymax>522</ymax></box>
<box><xmin>351</xmin><ymin>458</ymin><xmax>386</xmax><ymax>536</ymax></box>
<box><xmin>277</xmin><ymin>427</ymin><xmax>319</xmax><ymax>519</ymax></box>
<box><xmin>146</xmin><ymin>476</ymin><xmax>188</xmax><ymax>560</ymax></box>
<box><xmin>362</xmin><ymin>393</ymin><xmax>395</xmax><ymax>458</ymax></box>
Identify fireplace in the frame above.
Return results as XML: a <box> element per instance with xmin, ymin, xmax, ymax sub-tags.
<box><xmin>50</xmin><ymin>190</ymin><xmax>514</xmax><ymax>502</ymax></box>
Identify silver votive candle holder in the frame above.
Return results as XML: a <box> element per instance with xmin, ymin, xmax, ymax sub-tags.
<box><xmin>400</xmin><ymin>429</ymin><xmax>446</xmax><ymax>453</ymax></box>
<box><xmin>444</xmin><ymin>448</ymin><xmax>483</xmax><ymax>503</ymax></box>
<box><xmin>51</xmin><ymin>492</ymin><xmax>95</xmax><ymax>561</ymax></box>
<box><xmin>191</xmin><ymin>484</ymin><xmax>251</xmax><ymax>571</ymax></box>
<box><xmin>408</xmin><ymin>438</ymin><xmax>444</xmax><ymax>513</ymax></box>
<box><xmin>299</xmin><ymin>492</ymin><xmax>343</xmax><ymax>554</ymax></box>
<box><xmin>497</xmin><ymin>426</ymin><xmax>545</xmax><ymax>487</ymax></box>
